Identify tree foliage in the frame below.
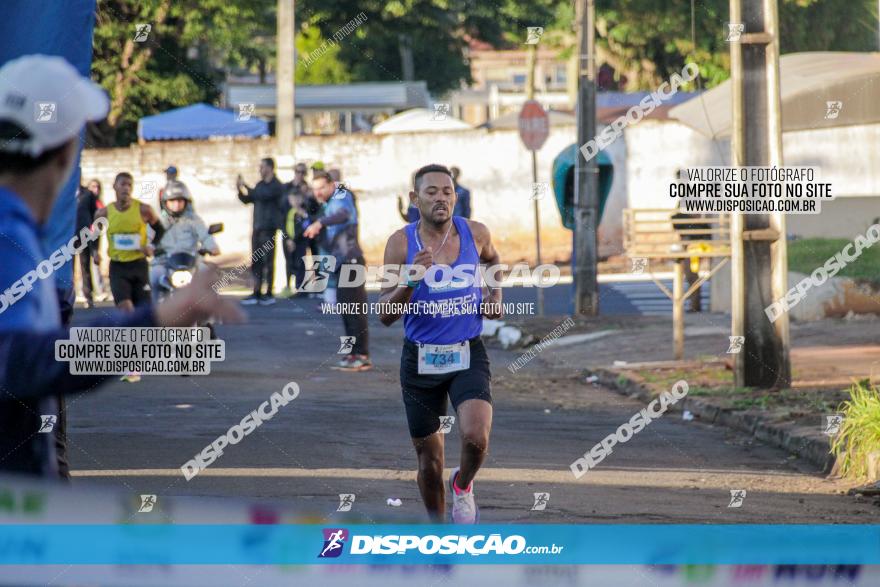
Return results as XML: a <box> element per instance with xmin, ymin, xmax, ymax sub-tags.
<box><xmin>295</xmin><ymin>0</ymin><xmax>561</xmax><ymax>94</ymax></box>
<box><xmin>595</xmin><ymin>0</ymin><xmax>878</xmax><ymax>91</ymax></box>
<box><xmin>91</xmin><ymin>0</ymin><xmax>271</xmax><ymax>146</ymax></box>
<box><xmin>295</xmin><ymin>26</ymin><xmax>352</xmax><ymax>85</ymax></box>
<box><xmin>91</xmin><ymin>0</ymin><xmax>879</xmax><ymax>146</ymax></box>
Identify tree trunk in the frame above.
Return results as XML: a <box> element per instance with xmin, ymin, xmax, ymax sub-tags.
<box><xmin>105</xmin><ymin>0</ymin><xmax>172</xmax><ymax>133</ymax></box>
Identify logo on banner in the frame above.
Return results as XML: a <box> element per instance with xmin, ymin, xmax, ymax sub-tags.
<box><xmin>631</xmin><ymin>257</ymin><xmax>648</xmax><ymax>274</ymax></box>
<box><xmin>726</xmin><ymin>23</ymin><xmax>744</xmax><ymax>42</ymax></box>
<box><xmin>823</xmin><ymin>414</ymin><xmax>844</xmax><ymax>436</ymax></box>
<box><xmin>438</xmin><ymin>415</ymin><xmax>455</xmax><ymax>434</ymax></box>
<box><xmin>525</xmin><ymin>27</ymin><xmax>544</xmax><ymax>45</ymax></box>
<box><xmin>431</xmin><ymin>103</ymin><xmax>450</xmax><ymax>121</ymax></box>
<box><xmin>727</xmin><ymin>336</ymin><xmax>745</xmax><ymax>354</ymax></box>
<box><xmin>35</xmin><ymin>102</ymin><xmax>57</xmax><ymax>123</ymax></box>
<box><xmin>825</xmin><ymin>101</ymin><xmax>843</xmax><ymax>120</ymax></box>
<box><xmin>530</xmin><ymin>182</ymin><xmax>549</xmax><ymax>201</ymax></box>
<box><xmin>134</xmin><ymin>23</ymin><xmax>152</xmax><ymax>43</ymax></box>
<box><xmin>319</xmin><ymin>528</ymin><xmax>348</xmax><ymax>558</ymax></box>
<box><xmin>138</xmin><ymin>494</ymin><xmax>157</xmax><ymax>513</ymax></box>
<box><xmin>531</xmin><ymin>492</ymin><xmax>550</xmax><ymax>511</ymax></box>
<box><xmin>38</xmin><ymin>415</ymin><xmax>57</xmax><ymax>433</ymax></box>
<box><xmin>338</xmin><ymin>336</ymin><xmax>356</xmax><ymax>354</ymax></box>
<box><xmin>728</xmin><ymin>489</ymin><xmax>747</xmax><ymax>508</ymax></box>
<box><xmin>299</xmin><ymin>255</ymin><xmax>337</xmax><ymax>293</ymax></box>
<box><xmin>337</xmin><ymin>494</ymin><xmax>355</xmax><ymax>512</ymax></box>
<box><xmin>237</xmin><ymin>103</ymin><xmax>256</xmax><ymax>122</ymax></box>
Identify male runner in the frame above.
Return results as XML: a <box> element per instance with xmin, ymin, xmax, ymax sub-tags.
<box><xmin>95</xmin><ymin>172</ymin><xmax>163</xmax><ymax>312</ymax></box>
<box><xmin>379</xmin><ymin>164</ymin><xmax>502</xmax><ymax>523</ymax></box>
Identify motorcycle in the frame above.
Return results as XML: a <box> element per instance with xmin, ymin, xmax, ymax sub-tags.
<box><xmin>154</xmin><ymin>222</ymin><xmax>224</xmax><ymax>337</ymax></box>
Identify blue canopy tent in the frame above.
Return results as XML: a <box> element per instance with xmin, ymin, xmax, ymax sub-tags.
<box><xmin>138</xmin><ymin>103</ymin><xmax>268</xmax><ymax>141</ymax></box>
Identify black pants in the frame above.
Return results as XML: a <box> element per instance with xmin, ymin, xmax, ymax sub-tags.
<box><xmin>56</xmin><ymin>287</ymin><xmax>75</xmax><ymax>480</ymax></box>
<box><xmin>252</xmin><ymin>229</ymin><xmax>276</xmax><ymax>296</ymax></box>
<box><xmin>284</xmin><ymin>237</ymin><xmax>309</xmax><ymax>289</ymax></box>
<box><xmin>336</xmin><ymin>256</ymin><xmax>369</xmax><ymax>356</ymax></box>
<box><xmin>77</xmin><ymin>247</ymin><xmax>96</xmax><ymax>302</ymax></box>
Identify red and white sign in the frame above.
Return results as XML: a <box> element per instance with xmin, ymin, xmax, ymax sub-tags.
<box><xmin>518</xmin><ymin>100</ymin><xmax>549</xmax><ymax>151</ymax></box>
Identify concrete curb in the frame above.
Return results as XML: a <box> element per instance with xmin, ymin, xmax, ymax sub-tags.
<box><xmin>589</xmin><ymin>367</ymin><xmax>835</xmax><ymax>473</ymax></box>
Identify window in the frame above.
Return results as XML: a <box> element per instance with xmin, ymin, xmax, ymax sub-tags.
<box><xmin>555</xmin><ymin>66</ymin><xmax>567</xmax><ymax>85</ymax></box>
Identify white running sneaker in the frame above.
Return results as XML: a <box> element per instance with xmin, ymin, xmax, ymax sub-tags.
<box><xmin>449</xmin><ymin>467</ymin><xmax>479</xmax><ymax>524</ymax></box>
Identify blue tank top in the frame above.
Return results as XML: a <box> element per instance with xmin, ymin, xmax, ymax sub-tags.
<box><xmin>403</xmin><ymin>216</ymin><xmax>483</xmax><ymax>344</ymax></box>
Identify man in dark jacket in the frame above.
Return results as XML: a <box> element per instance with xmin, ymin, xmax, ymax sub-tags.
<box><xmin>75</xmin><ymin>182</ymin><xmax>101</xmax><ymax>307</ymax></box>
<box><xmin>237</xmin><ymin>157</ymin><xmax>284</xmax><ymax>305</ymax></box>
<box><xmin>0</xmin><ymin>54</ymin><xmax>245</xmax><ymax>477</ymax></box>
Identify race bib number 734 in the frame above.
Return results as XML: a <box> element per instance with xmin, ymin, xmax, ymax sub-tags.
<box><xmin>417</xmin><ymin>342</ymin><xmax>470</xmax><ymax>375</ymax></box>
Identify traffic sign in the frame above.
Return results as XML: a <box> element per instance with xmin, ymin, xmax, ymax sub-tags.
<box><xmin>518</xmin><ymin>100</ymin><xmax>550</xmax><ymax>151</ymax></box>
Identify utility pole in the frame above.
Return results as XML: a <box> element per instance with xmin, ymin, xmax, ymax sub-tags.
<box><xmin>526</xmin><ymin>42</ymin><xmax>545</xmax><ymax>316</ymax></box>
<box><xmin>574</xmin><ymin>0</ymin><xmax>599</xmax><ymax>315</ymax></box>
<box><xmin>276</xmin><ymin>0</ymin><xmax>296</xmax><ymax>179</ymax></box>
<box><xmin>729</xmin><ymin>0</ymin><xmax>791</xmax><ymax>388</ymax></box>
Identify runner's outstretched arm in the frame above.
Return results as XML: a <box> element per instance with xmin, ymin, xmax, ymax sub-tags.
<box><xmin>0</xmin><ymin>267</ymin><xmax>243</xmax><ymax>401</ymax></box>
<box><xmin>0</xmin><ymin>306</ymin><xmax>155</xmax><ymax>400</ymax></box>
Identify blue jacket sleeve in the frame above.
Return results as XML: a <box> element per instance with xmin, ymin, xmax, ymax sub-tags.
<box><xmin>0</xmin><ymin>306</ymin><xmax>156</xmax><ymax>401</ymax></box>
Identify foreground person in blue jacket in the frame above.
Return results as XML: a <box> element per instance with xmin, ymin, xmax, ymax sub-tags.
<box><xmin>0</xmin><ymin>55</ymin><xmax>244</xmax><ymax>476</ymax></box>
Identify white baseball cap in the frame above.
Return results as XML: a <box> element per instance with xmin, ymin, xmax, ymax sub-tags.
<box><xmin>0</xmin><ymin>54</ymin><xmax>109</xmax><ymax>157</ymax></box>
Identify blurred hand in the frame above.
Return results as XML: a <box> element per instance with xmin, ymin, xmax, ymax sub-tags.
<box><xmin>154</xmin><ymin>265</ymin><xmax>245</xmax><ymax>327</ymax></box>
<box><xmin>303</xmin><ymin>220</ymin><xmax>323</xmax><ymax>239</ymax></box>
<box><xmin>413</xmin><ymin>246</ymin><xmax>433</xmax><ymax>272</ymax></box>
<box><xmin>481</xmin><ymin>288</ymin><xmax>503</xmax><ymax>320</ymax></box>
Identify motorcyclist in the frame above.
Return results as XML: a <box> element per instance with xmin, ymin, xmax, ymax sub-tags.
<box><xmin>150</xmin><ymin>180</ymin><xmax>220</xmax><ymax>302</ymax></box>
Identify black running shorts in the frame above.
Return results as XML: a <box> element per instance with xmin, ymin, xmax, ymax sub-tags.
<box><xmin>400</xmin><ymin>336</ymin><xmax>492</xmax><ymax>438</ymax></box>
<box><xmin>109</xmin><ymin>259</ymin><xmax>150</xmax><ymax>306</ymax></box>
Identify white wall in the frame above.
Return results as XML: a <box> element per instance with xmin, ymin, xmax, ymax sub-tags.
<box><xmin>81</xmin><ymin>126</ymin><xmax>635</xmax><ymax>290</ymax></box>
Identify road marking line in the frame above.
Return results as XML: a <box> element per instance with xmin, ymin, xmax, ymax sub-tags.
<box><xmin>71</xmin><ymin>467</ymin><xmax>842</xmax><ymax>492</ymax></box>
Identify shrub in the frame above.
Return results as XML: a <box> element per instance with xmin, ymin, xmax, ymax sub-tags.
<box><xmin>831</xmin><ymin>381</ymin><xmax>880</xmax><ymax>479</ymax></box>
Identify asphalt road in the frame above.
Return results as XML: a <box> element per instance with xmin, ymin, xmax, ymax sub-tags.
<box><xmin>65</xmin><ymin>297</ymin><xmax>874</xmax><ymax>524</ymax></box>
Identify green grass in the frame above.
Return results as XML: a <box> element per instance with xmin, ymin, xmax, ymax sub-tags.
<box><xmin>831</xmin><ymin>381</ymin><xmax>880</xmax><ymax>480</ymax></box>
<box><xmin>788</xmin><ymin>238</ymin><xmax>880</xmax><ymax>283</ymax></box>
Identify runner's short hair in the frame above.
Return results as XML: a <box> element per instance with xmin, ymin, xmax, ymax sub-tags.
<box><xmin>114</xmin><ymin>172</ymin><xmax>133</xmax><ymax>184</ymax></box>
<box><xmin>413</xmin><ymin>164</ymin><xmax>453</xmax><ymax>192</ymax></box>
<box><xmin>312</xmin><ymin>170</ymin><xmax>334</xmax><ymax>184</ymax></box>
<box><xmin>261</xmin><ymin>157</ymin><xmax>275</xmax><ymax>169</ymax></box>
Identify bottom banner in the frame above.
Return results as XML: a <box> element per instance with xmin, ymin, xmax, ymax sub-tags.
<box><xmin>0</xmin><ymin>524</ymin><xmax>877</xmax><ymax>565</ymax></box>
